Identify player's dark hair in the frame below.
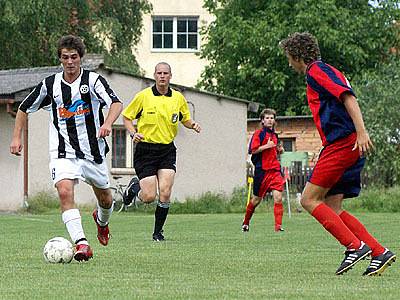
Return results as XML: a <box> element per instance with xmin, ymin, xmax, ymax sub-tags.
<box><xmin>279</xmin><ymin>32</ymin><xmax>321</xmax><ymax>64</ymax></box>
<box><xmin>57</xmin><ymin>35</ymin><xmax>85</xmax><ymax>58</ymax></box>
<box><xmin>260</xmin><ymin>108</ymin><xmax>276</xmax><ymax>120</ymax></box>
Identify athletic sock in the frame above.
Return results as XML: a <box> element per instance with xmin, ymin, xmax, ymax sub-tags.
<box><xmin>274</xmin><ymin>202</ymin><xmax>284</xmax><ymax>229</ymax></box>
<box><xmin>96</xmin><ymin>202</ymin><xmax>114</xmax><ymax>227</ymax></box>
<box><xmin>62</xmin><ymin>208</ymin><xmax>86</xmax><ymax>244</ymax></box>
<box><xmin>339</xmin><ymin>210</ymin><xmax>385</xmax><ymax>256</ymax></box>
<box><xmin>154</xmin><ymin>201</ymin><xmax>170</xmax><ymax>234</ymax></box>
<box><xmin>243</xmin><ymin>202</ymin><xmax>255</xmax><ymax>225</ymax></box>
<box><xmin>311</xmin><ymin>203</ymin><xmax>361</xmax><ymax>249</ymax></box>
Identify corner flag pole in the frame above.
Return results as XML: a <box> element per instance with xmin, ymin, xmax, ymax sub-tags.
<box><xmin>284</xmin><ymin>167</ymin><xmax>291</xmax><ymax>218</ymax></box>
<box><xmin>246</xmin><ymin>176</ymin><xmax>253</xmax><ymax>206</ymax></box>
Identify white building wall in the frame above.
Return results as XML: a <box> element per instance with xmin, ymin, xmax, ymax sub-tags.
<box><xmin>0</xmin><ymin>107</ymin><xmax>24</xmax><ymax>211</ymax></box>
<box><xmin>135</xmin><ymin>0</ymin><xmax>214</xmax><ymax>87</ymax></box>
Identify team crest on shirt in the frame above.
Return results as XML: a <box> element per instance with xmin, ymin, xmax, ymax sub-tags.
<box><xmin>171</xmin><ymin>113</ymin><xmax>178</xmax><ymax>124</ymax></box>
<box><xmin>80</xmin><ymin>84</ymin><xmax>89</xmax><ymax>94</ymax></box>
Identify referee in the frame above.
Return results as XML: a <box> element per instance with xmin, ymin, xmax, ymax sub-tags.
<box><xmin>122</xmin><ymin>62</ymin><xmax>201</xmax><ymax>241</ymax></box>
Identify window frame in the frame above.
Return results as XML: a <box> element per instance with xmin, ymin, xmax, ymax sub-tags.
<box><xmin>281</xmin><ymin>138</ymin><xmax>296</xmax><ymax>152</ymax></box>
<box><xmin>111</xmin><ymin>127</ymin><xmax>135</xmax><ymax>173</ymax></box>
<box><xmin>151</xmin><ymin>16</ymin><xmax>200</xmax><ymax>53</ymax></box>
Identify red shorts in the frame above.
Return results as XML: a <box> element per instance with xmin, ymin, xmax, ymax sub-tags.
<box><xmin>253</xmin><ymin>169</ymin><xmax>285</xmax><ymax>198</ymax></box>
<box><xmin>309</xmin><ymin>133</ymin><xmax>365</xmax><ymax>198</ymax></box>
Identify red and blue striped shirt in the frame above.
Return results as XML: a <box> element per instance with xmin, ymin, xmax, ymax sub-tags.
<box><xmin>306</xmin><ymin>61</ymin><xmax>356</xmax><ymax>146</ymax></box>
<box><xmin>248</xmin><ymin>127</ymin><xmax>281</xmax><ymax>171</ymax></box>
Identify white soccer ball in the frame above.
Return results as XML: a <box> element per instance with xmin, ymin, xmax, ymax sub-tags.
<box><xmin>43</xmin><ymin>237</ymin><xmax>74</xmax><ymax>263</ymax></box>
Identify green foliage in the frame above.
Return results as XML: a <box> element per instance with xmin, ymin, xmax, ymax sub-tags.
<box><xmin>354</xmin><ymin>57</ymin><xmax>400</xmax><ymax>186</ymax></box>
<box><xmin>24</xmin><ymin>191</ymin><xmax>59</xmax><ymax>214</ymax></box>
<box><xmin>343</xmin><ymin>185</ymin><xmax>400</xmax><ymax>212</ymax></box>
<box><xmin>0</xmin><ymin>0</ymin><xmax>152</xmax><ymax>72</ymax></box>
<box><xmin>198</xmin><ymin>0</ymin><xmax>400</xmax><ymax>115</ymax></box>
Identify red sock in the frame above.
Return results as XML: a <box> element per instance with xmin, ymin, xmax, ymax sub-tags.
<box><xmin>274</xmin><ymin>202</ymin><xmax>283</xmax><ymax>229</ymax></box>
<box><xmin>243</xmin><ymin>202</ymin><xmax>255</xmax><ymax>225</ymax></box>
<box><xmin>339</xmin><ymin>211</ymin><xmax>385</xmax><ymax>256</ymax></box>
<box><xmin>311</xmin><ymin>203</ymin><xmax>361</xmax><ymax>249</ymax></box>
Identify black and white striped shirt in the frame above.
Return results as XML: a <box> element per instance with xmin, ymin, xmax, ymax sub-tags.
<box><xmin>19</xmin><ymin>68</ymin><xmax>121</xmax><ymax>163</ymax></box>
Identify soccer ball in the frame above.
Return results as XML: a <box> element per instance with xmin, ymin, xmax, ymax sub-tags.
<box><xmin>43</xmin><ymin>237</ymin><xmax>74</xmax><ymax>263</ymax></box>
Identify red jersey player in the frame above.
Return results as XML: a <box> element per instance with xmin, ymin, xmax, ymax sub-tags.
<box><xmin>280</xmin><ymin>32</ymin><xmax>395</xmax><ymax>276</ymax></box>
<box><xmin>242</xmin><ymin>108</ymin><xmax>285</xmax><ymax>233</ymax></box>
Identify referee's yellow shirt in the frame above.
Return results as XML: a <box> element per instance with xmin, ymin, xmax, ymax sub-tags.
<box><xmin>122</xmin><ymin>85</ymin><xmax>191</xmax><ymax>144</ymax></box>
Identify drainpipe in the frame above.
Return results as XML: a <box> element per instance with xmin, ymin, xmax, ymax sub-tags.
<box><xmin>23</xmin><ymin>116</ymin><xmax>28</xmax><ymax>206</ymax></box>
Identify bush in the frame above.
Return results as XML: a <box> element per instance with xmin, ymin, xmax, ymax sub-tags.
<box><xmin>24</xmin><ymin>190</ymin><xmax>60</xmax><ymax>214</ymax></box>
<box><xmin>343</xmin><ymin>185</ymin><xmax>400</xmax><ymax>213</ymax></box>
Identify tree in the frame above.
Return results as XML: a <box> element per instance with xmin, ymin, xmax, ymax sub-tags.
<box><xmin>354</xmin><ymin>57</ymin><xmax>400</xmax><ymax>186</ymax></box>
<box><xmin>198</xmin><ymin>0</ymin><xmax>400</xmax><ymax>115</ymax></box>
<box><xmin>0</xmin><ymin>0</ymin><xmax>152</xmax><ymax>74</ymax></box>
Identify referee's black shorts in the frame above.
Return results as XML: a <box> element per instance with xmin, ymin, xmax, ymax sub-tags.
<box><xmin>134</xmin><ymin>142</ymin><xmax>177</xmax><ymax>180</ymax></box>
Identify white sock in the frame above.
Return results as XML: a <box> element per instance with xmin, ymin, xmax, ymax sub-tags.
<box><xmin>62</xmin><ymin>209</ymin><xmax>86</xmax><ymax>244</ymax></box>
<box><xmin>97</xmin><ymin>202</ymin><xmax>114</xmax><ymax>227</ymax></box>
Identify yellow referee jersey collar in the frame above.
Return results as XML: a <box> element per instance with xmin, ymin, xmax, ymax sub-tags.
<box><xmin>152</xmin><ymin>85</ymin><xmax>172</xmax><ymax>97</ymax></box>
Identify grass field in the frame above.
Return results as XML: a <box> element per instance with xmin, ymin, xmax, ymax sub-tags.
<box><xmin>1</xmin><ymin>211</ymin><xmax>399</xmax><ymax>299</ymax></box>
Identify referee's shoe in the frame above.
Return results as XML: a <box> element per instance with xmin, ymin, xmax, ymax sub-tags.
<box><xmin>336</xmin><ymin>241</ymin><xmax>371</xmax><ymax>275</ymax></box>
<box><xmin>363</xmin><ymin>249</ymin><xmax>396</xmax><ymax>276</ymax></box>
<box><xmin>123</xmin><ymin>177</ymin><xmax>140</xmax><ymax>206</ymax></box>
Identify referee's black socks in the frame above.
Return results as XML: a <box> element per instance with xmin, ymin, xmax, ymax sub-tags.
<box><xmin>154</xmin><ymin>201</ymin><xmax>170</xmax><ymax>234</ymax></box>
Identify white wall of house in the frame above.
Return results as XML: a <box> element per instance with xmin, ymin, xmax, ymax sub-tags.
<box><xmin>134</xmin><ymin>0</ymin><xmax>214</xmax><ymax>87</ymax></box>
<box><xmin>0</xmin><ymin>106</ymin><xmax>24</xmax><ymax>210</ymax></box>
<box><xmin>1</xmin><ymin>69</ymin><xmax>248</xmax><ymax>210</ymax></box>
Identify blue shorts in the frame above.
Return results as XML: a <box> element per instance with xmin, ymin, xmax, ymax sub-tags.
<box><xmin>325</xmin><ymin>156</ymin><xmax>365</xmax><ymax>198</ymax></box>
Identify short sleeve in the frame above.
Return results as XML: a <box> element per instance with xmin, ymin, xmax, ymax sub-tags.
<box><xmin>122</xmin><ymin>92</ymin><xmax>144</xmax><ymax>120</ymax></box>
<box><xmin>307</xmin><ymin>62</ymin><xmax>355</xmax><ymax>102</ymax></box>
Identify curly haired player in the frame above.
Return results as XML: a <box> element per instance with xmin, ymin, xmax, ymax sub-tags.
<box><xmin>280</xmin><ymin>32</ymin><xmax>395</xmax><ymax>276</ymax></box>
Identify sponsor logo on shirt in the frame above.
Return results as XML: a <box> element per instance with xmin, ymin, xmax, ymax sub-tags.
<box><xmin>58</xmin><ymin>99</ymin><xmax>91</xmax><ymax>121</ymax></box>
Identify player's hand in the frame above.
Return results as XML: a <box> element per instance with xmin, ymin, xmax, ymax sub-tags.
<box><xmin>10</xmin><ymin>138</ymin><xmax>23</xmax><ymax>156</ymax></box>
<box><xmin>353</xmin><ymin>131</ymin><xmax>374</xmax><ymax>156</ymax></box>
<box><xmin>191</xmin><ymin>122</ymin><xmax>201</xmax><ymax>133</ymax></box>
<box><xmin>98</xmin><ymin>124</ymin><xmax>112</xmax><ymax>138</ymax></box>
<box><xmin>131</xmin><ymin>132</ymin><xmax>144</xmax><ymax>143</ymax></box>
<box><xmin>266</xmin><ymin>137</ymin><xmax>276</xmax><ymax>148</ymax></box>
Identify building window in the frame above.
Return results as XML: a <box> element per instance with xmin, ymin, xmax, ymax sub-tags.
<box><xmin>111</xmin><ymin>127</ymin><xmax>134</xmax><ymax>169</ymax></box>
<box><xmin>281</xmin><ymin>138</ymin><xmax>296</xmax><ymax>152</ymax></box>
<box><xmin>152</xmin><ymin>16</ymin><xmax>199</xmax><ymax>51</ymax></box>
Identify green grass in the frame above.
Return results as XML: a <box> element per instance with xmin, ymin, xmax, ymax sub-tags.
<box><xmin>1</xmin><ymin>212</ymin><xmax>399</xmax><ymax>299</ymax></box>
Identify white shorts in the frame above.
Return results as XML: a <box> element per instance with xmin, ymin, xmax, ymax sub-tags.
<box><xmin>49</xmin><ymin>158</ymin><xmax>110</xmax><ymax>189</ymax></box>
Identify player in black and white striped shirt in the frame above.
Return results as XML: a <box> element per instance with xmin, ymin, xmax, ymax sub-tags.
<box><xmin>10</xmin><ymin>35</ymin><xmax>123</xmax><ymax>261</ymax></box>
